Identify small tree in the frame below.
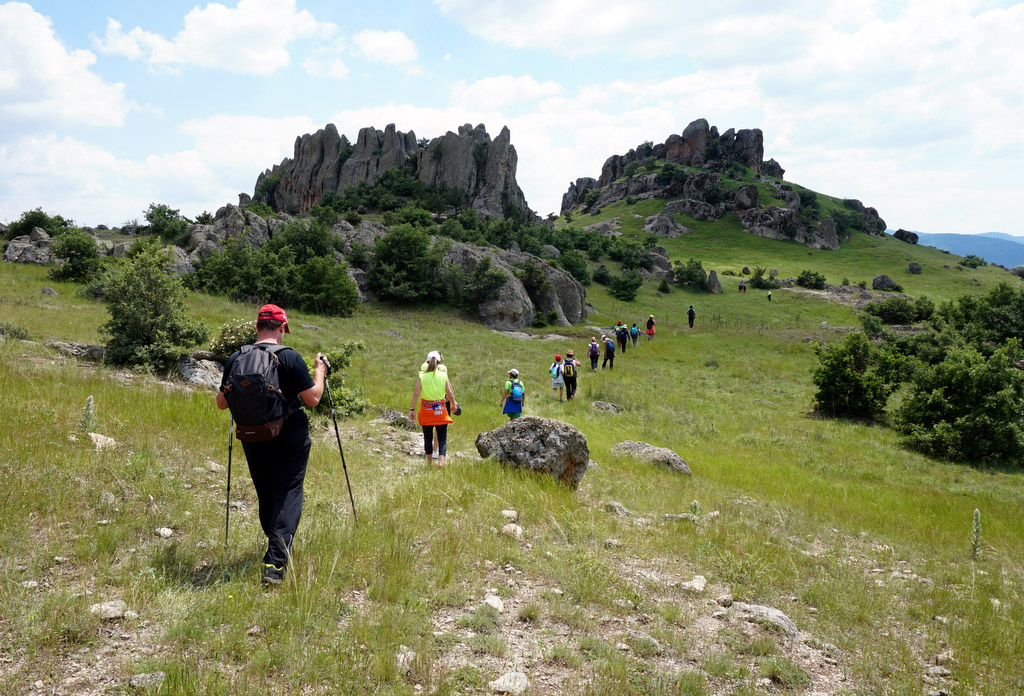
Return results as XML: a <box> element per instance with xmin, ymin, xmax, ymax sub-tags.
<box><xmin>144</xmin><ymin>203</ymin><xmax>190</xmax><ymax>244</ymax></box>
<box><xmin>49</xmin><ymin>230</ymin><xmax>101</xmax><ymax>281</ymax></box>
<box><xmin>674</xmin><ymin>258</ymin><xmax>709</xmax><ymax>291</ymax></box>
<box><xmin>864</xmin><ymin>297</ymin><xmax>917</xmax><ymax>324</ymax></box>
<box><xmin>811</xmin><ymin>332</ymin><xmax>894</xmax><ymax>420</ymax></box>
<box><xmin>748</xmin><ymin>266</ymin><xmax>779</xmax><ymax>290</ymax></box>
<box><xmin>609</xmin><ymin>270</ymin><xmax>644</xmax><ymax>302</ymax></box>
<box><xmin>556</xmin><ymin>248</ymin><xmax>591</xmax><ymax>285</ymax></box>
<box><xmin>102</xmin><ymin>245</ymin><xmax>208</xmax><ymax>371</ymax></box>
<box><xmin>6</xmin><ymin>208</ymin><xmax>74</xmax><ymax>239</ymax></box>
<box><xmin>593</xmin><ymin>264</ymin><xmax>612</xmax><ymax>285</ymax></box>
<box><xmin>369</xmin><ymin>224</ymin><xmax>443</xmax><ymax>302</ymax></box>
<box><xmin>796</xmin><ymin>270</ymin><xmax>827</xmax><ymax>290</ymax></box>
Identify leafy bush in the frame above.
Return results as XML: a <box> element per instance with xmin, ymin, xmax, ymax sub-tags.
<box><xmin>383</xmin><ymin>206</ymin><xmax>434</xmax><ymax>228</ymax></box>
<box><xmin>914</xmin><ymin>295</ymin><xmax>935</xmax><ymax>321</ymax></box>
<box><xmin>308</xmin><ymin>342</ymin><xmax>368</xmax><ymax>418</ymax></box>
<box><xmin>895</xmin><ymin>340</ymin><xmax>1024</xmax><ymax>463</ymax></box>
<box><xmin>343</xmin><ymin>209</ymin><xmax>362</xmax><ymax>226</ymax></box>
<box><xmin>0</xmin><ymin>322</ymin><xmax>29</xmax><ymax>341</ymax></box>
<box><xmin>623</xmin><ymin>162</ymin><xmax>639</xmax><ymax>179</ymax></box>
<box><xmin>369</xmin><ymin>224</ymin><xmax>444</xmax><ymax>302</ymax></box>
<box><xmin>748</xmin><ymin>267</ymin><xmax>780</xmax><ymax>290</ymax></box>
<box><xmin>674</xmin><ymin>257</ymin><xmax>709</xmax><ymax>291</ymax></box>
<box><xmin>934</xmin><ymin>283</ymin><xmax>1024</xmax><ymax>350</ymax></box>
<box><xmin>961</xmin><ymin>254</ymin><xmax>987</xmax><ymax>269</ymax></box>
<box><xmin>796</xmin><ymin>269</ymin><xmax>826</xmax><ymax>290</ymax></box>
<box><xmin>811</xmin><ymin>332</ymin><xmax>895</xmax><ymax>420</ymax></box>
<box><xmin>859</xmin><ymin>312</ymin><xmax>887</xmax><ymax>339</ymax></box>
<box><xmin>556</xmin><ymin>249</ymin><xmax>590</xmax><ymax>285</ymax></box>
<box><xmin>253</xmin><ymin>174</ymin><xmax>281</xmax><ymax>205</ymax></box>
<box><xmin>657</xmin><ymin>278</ymin><xmax>670</xmax><ymax>293</ymax></box>
<box><xmin>609</xmin><ymin>270</ymin><xmax>644</xmax><ymax>302</ymax></box>
<box><xmin>583</xmin><ymin>190</ymin><xmax>600</xmax><ymax>208</ymax></box>
<box><xmin>608</xmin><ymin>238</ymin><xmax>652</xmax><ymax>270</ymax></box>
<box><xmin>101</xmin><ymin>245</ymin><xmax>208</xmax><ymax>371</ymax></box>
<box><xmin>865</xmin><ymin>296</ymin><xmax>916</xmax><ymax>324</ymax></box>
<box><xmin>5</xmin><ymin>208</ymin><xmax>74</xmax><ymax>239</ymax></box>
<box><xmin>703</xmin><ymin>185</ymin><xmax>726</xmax><ymax>205</ymax></box>
<box><xmin>244</xmin><ymin>202</ymin><xmax>275</xmax><ymax>219</ymax></box>
<box><xmin>443</xmin><ymin>256</ymin><xmax>509</xmax><ymax>313</ymax></box>
<box><xmin>144</xmin><ymin>203</ymin><xmax>190</xmax><ymax>245</ymax></box>
<box><xmin>194</xmin><ymin>211</ymin><xmax>214</xmax><ymax>224</ymax></box>
<box><xmin>209</xmin><ymin>319</ymin><xmax>257</xmax><ymax>361</ymax></box>
<box><xmin>49</xmin><ymin>230</ymin><xmax>101</xmax><ymax>281</ymax></box>
<box><xmin>593</xmin><ymin>265</ymin><xmax>612</xmax><ymax>286</ymax></box>
<box><xmin>655</xmin><ymin>162</ymin><xmax>688</xmax><ymax>186</ymax></box>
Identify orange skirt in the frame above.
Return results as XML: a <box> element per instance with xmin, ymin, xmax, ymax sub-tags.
<box><xmin>418</xmin><ymin>398</ymin><xmax>452</xmax><ymax>426</ymax></box>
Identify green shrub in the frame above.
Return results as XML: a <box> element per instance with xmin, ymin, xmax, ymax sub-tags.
<box><xmin>101</xmin><ymin>245</ymin><xmax>208</xmax><ymax>371</ymax></box>
<box><xmin>593</xmin><ymin>265</ymin><xmax>612</xmax><ymax>285</ymax></box>
<box><xmin>49</xmin><ymin>230</ymin><xmax>101</xmax><ymax>281</ymax></box>
<box><xmin>308</xmin><ymin>342</ymin><xmax>368</xmax><ymax>418</ymax></box>
<box><xmin>244</xmin><ymin>201</ymin><xmax>275</xmax><ymax>219</ymax></box>
<box><xmin>444</xmin><ymin>256</ymin><xmax>509</xmax><ymax>313</ymax></box>
<box><xmin>914</xmin><ymin>295</ymin><xmax>935</xmax><ymax>321</ymax></box>
<box><xmin>895</xmin><ymin>340</ymin><xmax>1024</xmax><ymax>463</ymax></box>
<box><xmin>961</xmin><ymin>254</ymin><xmax>987</xmax><ymax>269</ymax></box>
<box><xmin>748</xmin><ymin>266</ymin><xmax>779</xmax><ymax>290</ymax></box>
<box><xmin>144</xmin><ymin>203</ymin><xmax>190</xmax><ymax>245</ymax></box>
<box><xmin>623</xmin><ymin>161</ymin><xmax>639</xmax><ymax>179</ymax></box>
<box><xmin>369</xmin><ymin>224</ymin><xmax>443</xmax><ymax>302</ymax></box>
<box><xmin>343</xmin><ymin>210</ymin><xmax>362</xmax><ymax>226</ymax></box>
<box><xmin>556</xmin><ymin>249</ymin><xmax>590</xmax><ymax>285</ymax></box>
<box><xmin>209</xmin><ymin>319</ymin><xmax>257</xmax><ymax>361</ymax></box>
<box><xmin>674</xmin><ymin>257</ymin><xmax>709</xmax><ymax>291</ymax></box>
<box><xmin>0</xmin><ymin>322</ymin><xmax>29</xmax><ymax>341</ymax></box>
<box><xmin>811</xmin><ymin>332</ymin><xmax>894</xmax><ymax>420</ymax></box>
<box><xmin>194</xmin><ymin>211</ymin><xmax>214</xmax><ymax>224</ymax></box>
<box><xmin>658</xmin><ymin>278</ymin><xmax>671</xmax><ymax>293</ymax></box>
<box><xmin>857</xmin><ymin>280</ymin><xmax>868</xmax><ymax>289</ymax></box>
<box><xmin>609</xmin><ymin>270</ymin><xmax>644</xmax><ymax>302</ymax></box>
<box><xmin>5</xmin><ymin>208</ymin><xmax>74</xmax><ymax>240</ymax></box>
<box><xmin>865</xmin><ymin>296</ymin><xmax>916</xmax><ymax>324</ymax></box>
<box><xmin>583</xmin><ymin>190</ymin><xmax>600</xmax><ymax>208</ymax></box>
<box><xmin>796</xmin><ymin>269</ymin><xmax>826</xmax><ymax>290</ymax></box>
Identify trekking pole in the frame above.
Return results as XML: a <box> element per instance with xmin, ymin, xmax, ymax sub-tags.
<box><xmin>225</xmin><ymin>414</ymin><xmax>233</xmax><ymax>546</ymax></box>
<box><xmin>323</xmin><ymin>371</ymin><xmax>357</xmax><ymax>522</ymax></box>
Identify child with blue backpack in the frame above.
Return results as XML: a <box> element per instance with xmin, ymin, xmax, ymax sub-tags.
<box><xmin>500</xmin><ymin>368</ymin><xmax>525</xmax><ymax>419</ymax></box>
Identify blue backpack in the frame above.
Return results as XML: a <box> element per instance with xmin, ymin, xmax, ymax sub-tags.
<box><xmin>509</xmin><ymin>380</ymin><xmax>525</xmax><ymax>401</ymax></box>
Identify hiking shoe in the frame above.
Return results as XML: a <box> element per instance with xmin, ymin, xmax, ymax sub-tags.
<box><xmin>261</xmin><ymin>563</ymin><xmax>285</xmax><ymax>586</ymax></box>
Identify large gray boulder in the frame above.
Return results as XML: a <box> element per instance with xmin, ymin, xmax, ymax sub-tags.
<box><xmin>177</xmin><ymin>357</ymin><xmax>223</xmax><ymax>388</ymax></box>
<box><xmin>644</xmin><ymin>210</ymin><xmax>689</xmax><ymax>238</ymax></box>
<box><xmin>893</xmin><ymin>228</ymin><xmax>919</xmax><ymax>244</ymax></box>
<box><xmin>475</xmin><ymin>416</ymin><xmax>590</xmax><ymax>489</ymax></box>
<box><xmin>734</xmin><ymin>184</ymin><xmax>758</xmax><ymax>210</ymax></box>
<box><xmin>4</xmin><ymin>228</ymin><xmax>54</xmax><ymax>265</ymax></box>
<box><xmin>611</xmin><ymin>440</ymin><xmax>690</xmax><ymax>475</ymax></box>
<box><xmin>442</xmin><ymin>242</ymin><xmax>533</xmax><ymax>329</ymax></box>
<box><xmin>872</xmin><ymin>274</ymin><xmax>900</xmax><ymax>291</ymax></box>
<box><xmin>763</xmin><ymin>158</ymin><xmax>785</xmax><ymax>179</ymax></box>
<box><xmin>708</xmin><ymin>270</ymin><xmax>722</xmax><ymax>294</ymax></box>
<box><xmin>909</xmin><ymin>262</ymin><xmax>922</xmax><ymax>274</ymax></box>
<box><xmin>665</xmin><ymin>118</ymin><xmax>710</xmax><ymax>166</ymax></box>
<box><xmin>809</xmin><ymin>218</ymin><xmax>839</xmax><ymax>251</ymax></box>
<box><xmin>46</xmin><ymin>341</ymin><xmax>105</xmax><ymax>361</ymax></box>
<box><xmin>497</xmin><ymin>249</ymin><xmax>587</xmax><ymax>326</ymax></box>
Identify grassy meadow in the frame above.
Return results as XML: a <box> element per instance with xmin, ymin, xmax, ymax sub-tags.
<box><xmin>1</xmin><ymin>235</ymin><xmax>1023</xmax><ymax>696</ymax></box>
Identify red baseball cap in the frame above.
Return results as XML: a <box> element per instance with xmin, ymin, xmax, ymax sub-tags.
<box><xmin>257</xmin><ymin>303</ymin><xmax>290</xmax><ymax>332</ymax></box>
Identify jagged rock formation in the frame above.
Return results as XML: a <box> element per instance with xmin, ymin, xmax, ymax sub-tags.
<box><xmin>561</xmin><ymin>117</ymin><xmax>887</xmax><ymax>252</ymax></box>
<box><xmin>253</xmin><ymin>123</ymin><xmax>530</xmax><ymax>219</ymax></box>
<box><xmin>4</xmin><ymin>227</ymin><xmax>54</xmax><ymax>264</ymax></box>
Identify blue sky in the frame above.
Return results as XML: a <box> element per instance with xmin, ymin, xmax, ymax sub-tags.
<box><xmin>2</xmin><ymin>0</ymin><xmax>1022</xmax><ymax>235</ymax></box>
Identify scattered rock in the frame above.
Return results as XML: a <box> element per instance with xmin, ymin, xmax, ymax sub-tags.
<box><xmin>396</xmin><ymin>645</ymin><xmax>416</xmax><ymax>675</ymax></box>
<box><xmin>909</xmin><ymin>262</ymin><xmax>922</xmax><ymax>274</ymax></box>
<box><xmin>613</xmin><ymin>599</ymin><xmax>635</xmax><ymax>610</ymax></box>
<box><xmin>374</xmin><ymin>409</ymin><xmax>417</xmax><ymax>431</ymax></box>
<box><xmin>483</xmin><ymin>595</ymin><xmax>505</xmax><ymax>613</ymax></box>
<box><xmin>893</xmin><ymin>228</ymin><xmax>919</xmax><ymax>244</ymax></box>
<box><xmin>177</xmin><ymin>357</ymin><xmax>223</xmax><ymax>389</ymax></box>
<box><xmin>716</xmin><ymin>592</ymin><xmax>733</xmax><ymax>607</ymax></box>
<box><xmin>707</xmin><ymin>270</ymin><xmax>722</xmax><ymax>294</ymax></box>
<box><xmin>100</xmin><ymin>490</ymin><xmax>117</xmax><ymax>507</ymax></box>
<box><xmin>501</xmin><ymin>523</ymin><xmax>523</xmax><ymax>540</ymax></box>
<box><xmin>53</xmin><ymin>556</ymin><xmax>69</xmax><ymax>564</ymax></box>
<box><xmin>89</xmin><ymin>600</ymin><xmax>128</xmax><ymax>620</ymax></box>
<box><xmin>89</xmin><ymin>433</ymin><xmax>118</xmax><ymax>451</ymax></box>
<box><xmin>45</xmin><ymin>341</ymin><xmax>105</xmax><ymax>361</ymax></box>
<box><xmin>128</xmin><ymin>672</ymin><xmax>166</xmax><ymax>689</ymax></box>
<box><xmin>872</xmin><ymin>274</ymin><xmax>899</xmax><ymax>291</ymax></box>
<box><xmin>488</xmin><ymin>671</ymin><xmax>529</xmax><ymax>695</ymax></box>
<box><xmin>501</xmin><ymin>509</ymin><xmax>519</xmax><ymax>522</ymax></box>
<box><xmin>627</xmin><ymin>629</ymin><xmax>662</xmax><ymax>653</ymax></box>
<box><xmin>679</xmin><ymin>575</ymin><xmax>707</xmax><ymax>593</ymax></box>
<box><xmin>731</xmin><ymin>602</ymin><xmax>798</xmax><ymax>636</ymax></box>
<box><xmin>926</xmin><ymin>665</ymin><xmax>951</xmax><ymax>677</ymax></box>
<box><xmin>155</xmin><ymin>527</ymin><xmax>173</xmax><ymax>539</ymax></box>
<box><xmin>476</xmin><ymin>416</ymin><xmax>589</xmax><ymax>488</ymax></box>
<box><xmin>20</xmin><ymin>580</ymin><xmax>39</xmax><ymax>589</ymax></box>
<box><xmin>247</xmin><ymin>626</ymin><xmax>262</xmax><ymax>636</ymax></box>
<box><xmin>41</xmin><ymin>287</ymin><xmax>58</xmax><ymax>296</ymax></box>
<box><xmin>604</xmin><ymin>501</ymin><xmax>631</xmax><ymax>517</ymax></box>
<box><xmin>604</xmin><ymin>538</ymin><xmax>623</xmax><ymax>549</ymax></box>
<box><xmin>611</xmin><ymin>440</ymin><xmax>690</xmax><ymax>475</ymax></box>
<box><xmin>591</xmin><ymin>401</ymin><xmax>620</xmax><ymax>414</ymax></box>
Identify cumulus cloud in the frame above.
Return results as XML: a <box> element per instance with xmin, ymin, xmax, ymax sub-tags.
<box><xmin>353</xmin><ymin>29</ymin><xmax>421</xmax><ymax>72</ymax></box>
<box><xmin>93</xmin><ymin>0</ymin><xmax>332</xmax><ymax>75</ymax></box>
<box><xmin>0</xmin><ymin>2</ymin><xmax>132</xmax><ymax>131</ymax></box>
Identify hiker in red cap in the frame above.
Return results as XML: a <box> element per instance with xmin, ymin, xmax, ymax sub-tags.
<box><xmin>216</xmin><ymin>303</ymin><xmax>329</xmax><ymax>586</ymax></box>
<box><xmin>549</xmin><ymin>354</ymin><xmax>565</xmax><ymax>402</ymax></box>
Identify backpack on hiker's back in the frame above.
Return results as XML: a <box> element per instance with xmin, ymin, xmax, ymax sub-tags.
<box><xmin>222</xmin><ymin>343</ymin><xmax>292</xmax><ymax>441</ymax></box>
<box><xmin>562</xmin><ymin>360</ymin><xmax>576</xmax><ymax>378</ymax></box>
<box><xmin>509</xmin><ymin>379</ymin><xmax>525</xmax><ymax>401</ymax></box>
<box><xmin>549</xmin><ymin>362</ymin><xmax>562</xmax><ymax>378</ymax></box>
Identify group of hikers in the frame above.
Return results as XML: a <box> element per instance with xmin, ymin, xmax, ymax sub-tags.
<box><xmin>216</xmin><ymin>303</ymin><xmax>696</xmax><ymax>586</ymax></box>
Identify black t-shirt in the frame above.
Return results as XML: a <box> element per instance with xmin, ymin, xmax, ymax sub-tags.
<box><xmin>221</xmin><ymin>343</ymin><xmax>314</xmax><ymax>432</ymax></box>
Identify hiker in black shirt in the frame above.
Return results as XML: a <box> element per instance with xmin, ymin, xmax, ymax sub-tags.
<box><xmin>217</xmin><ymin>304</ymin><xmax>328</xmax><ymax>586</ymax></box>
<box><xmin>687</xmin><ymin>305</ymin><xmax>696</xmax><ymax>329</ymax></box>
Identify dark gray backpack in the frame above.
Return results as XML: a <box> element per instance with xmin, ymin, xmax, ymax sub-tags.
<box><xmin>222</xmin><ymin>343</ymin><xmax>291</xmax><ymax>441</ymax></box>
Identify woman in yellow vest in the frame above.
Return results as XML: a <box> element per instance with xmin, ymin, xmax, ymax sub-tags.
<box><xmin>409</xmin><ymin>350</ymin><xmax>458</xmax><ymax>468</ymax></box>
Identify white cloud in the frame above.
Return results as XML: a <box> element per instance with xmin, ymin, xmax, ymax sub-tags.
<box><xmin>302</xmin><ymin>57</ymin><xmax>350</xmax><ymax>79</ymax></box>
<box><xmin>0</xmin><ymin>115</ymin><xmax>319</xmax><ymax>225</ymax></box>
<box><xmin>353</xmin><ymin>29</ymin><xmax>420</xmax><ymax>72</ymax></box>
<box><xmin>0</xmin><ymin>2</ymin><xmax>131</xmax><ymax>131</ymax></box>
<box><xmin>451</xmin><ymin>75</ymin><xmax>562</xmax><ymax>110</ymax></box>
<box><xmin>93</xmin><ymin>0</ymin><xmax>332</xmax><ymax>75</ymax></box>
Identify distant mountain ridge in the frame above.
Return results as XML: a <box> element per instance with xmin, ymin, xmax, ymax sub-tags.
<box><xmin>910</xmin><ymin>231</ymin><xmax>1024</xmax><ymax>268</ymax></box>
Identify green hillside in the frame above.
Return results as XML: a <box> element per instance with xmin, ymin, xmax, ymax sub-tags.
<box><xmin>2</xmin><ymin>243</ymin><xmax>1023</xmax><ymax>695</ymax></box>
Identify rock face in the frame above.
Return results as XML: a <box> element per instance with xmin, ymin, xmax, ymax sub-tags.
<box><xmin>872</xmin><ymin>274</ymin><xmax>900</xmax><ymax>291</ymax></box>
<box><xmin>893</xmin><ymin>228</ymin><xmax>919</xmax><ymax>244</ymax></box>
<box><xmin>611</xmin><ymin>440</ymin><xmax>691</xmax><ymax>475</ymax></box>
<box><xmin>254</xmin><ymin>122</ymin><xmax>530</xmax><ymax>219</ymax></box>
<box><xmin>562</xmin><ymin>177</ymin><xmax>598</xmax><ymax>210</ymax></box>
<box><xmin>763</xmin><ymin>158</ymin><xmax>785</xmax><ymax>178</ymax></box>
<box><xmin>4</xmin><ymin>228</ymin><xmax>54</xmax><ymax>264</ymax></box>
<box><xmin>644</xmin><ymin>210</ymin><xmax>689</xmax><ymax>238</ymax></box>
<box><xmin>178</xmin><ymin>358</ymin><xmax>223</xmax><ymax>389</ymax></box>
<box><xmin>475</xmin><ymin>416</ymin><xmax>590</xmax><ymax>489</ymax></box>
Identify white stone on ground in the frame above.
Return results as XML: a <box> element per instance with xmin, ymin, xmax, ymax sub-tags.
<box><xmin>500</xmin><ymin>523</ymin><xmax>523</xmax><ymax>540</ymax></box>
<box><xmin>679</xmin><ymin>575</ymin><xmax>707</xmax><ymax>593</ymax></box>
<box><xmin>89</xmin><ymin>600</ymin><xmax>128</xmax><ymax>620</ymax></box>
<box><xmin>155</xmin><ymin>527</ymin><xmax>173</xmax><ymax>538</ymax></box>
<box><xmin>129</xmin><ymin>672</ymin><xmax>166</xmax><ymax>689</ymax></box>
<box><xmin>396</xmin><ymin>645</ymin><xmax>416</xmax><ymax>675</ymax></box>
<box><xmin>483</xmin><ymin>595</ymin><xmax>505</xmax><ymax>613</ymax></box>
<box><xmin>731</xmin><ymin>602</ymin><xmax>798</xmax><ymax>636</ymax></box>
<box><xmin>488</xmin><ymin>671</ymin><xmax>529</xmax><ymax>694</ymax></box>
<box><xmin>88</xmin><ymin>433</ymin><xmax>117</xmax><ymax>450</ymax></box>
<box><xmin>501</xmin><ymin>509</ymin><xmax>518</xmax><ymax>522</ymax></box>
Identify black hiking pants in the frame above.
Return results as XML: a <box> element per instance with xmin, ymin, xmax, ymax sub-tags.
<box><xmin>242</xmin><ymin>425</ymin><xmax>311</xmax><ymax>568</ymax></box>
<box><xmin>564</xmin><ymin>376</ymin><xmax>578</xmax><ymax>400</ymax></box>
<box><xmin>590</xmin><ymin>355</ymin><xmax>598</xmax><ymax>370</ymax></box>
<box><xmin>603</xmin><ymin>353</ymin><xmax>614</xmax><ymax>369</ymax></box>
<box><xmin>688</xmin><ymin>316</ymin><xmax>695</xmax><ymax>328</ymax></box>
<box><xmin>422</xmin><ymin>424</ymin><xmax>448</xmax><ymax>456</ymax></box>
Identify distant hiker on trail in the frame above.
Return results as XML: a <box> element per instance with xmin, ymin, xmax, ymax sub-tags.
<box><xmin>602</xmin><ymin>334</ymin><xmax>616</xmax><ymax>370</ymax></box>
<box><xmin>217</xmin><ymin>304</ymin><xmax>328</xmax><ymax>586</ymax></box>
<box><xmin>419</xmin><ymin>353</ymin><xmax>446</xmax><ymax>457</ymax></box>
<box><xmin>767</xmin><ymin>291</ymin><xmax>772</xmax><ymax>302</ymax></box>
<box><xmin>738</xmin><ymin>281</ymin><xmax>744</xmax><ymax>292</ymax></box>
<box><xmin>687</xmin><ymin>305</ymin><xmax>696</xmax><ymax>329</ymax></box>
<box><xmin>550</xmin><ymin>354</ymin><xmax>565</xmax><ymax>401</ymax></box>
<box><xmin>562</xmin><ymin>350</ymin><xmax>581</xmax><ymax>401</ymax></box>
<box><xmin>588</xmin><ymin>337</ymin><xmax>601</xmax><ymax>371</ymax></box>
<box><xmin>630</xmin><ymin>323</ymin><xmax>639</xmax><ymax>347</ymax></box>
<box><xmin>410</xmin><ymin>350</ymin><xmax>459</xmax><ymax>469</ymax></box>
<box><xmin>616</xmin><ymin>323</ymin><xmax>629</xmax><ymax>354</ymax></box>
<box><xmin>646</xmin><ymin>315</ymin><xmax>656</xmax><ymax>340</ymax></box>
<box><xmin>500</xmin><ymin>369</ymin><xmax>525</xmax><ymax>420</ymax></box>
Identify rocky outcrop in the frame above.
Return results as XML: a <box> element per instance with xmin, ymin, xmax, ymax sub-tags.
<box><xmin>643</xmin><ymin>210</ymin><xmax>689</xmax><ymax>238</ymax></box>
<box><xmin>177</xmin><ymin>357</ymin><xmax>222</xmax><ymax>388</ymax></box>
<box><xmin>611</xmin><ymin>440</ymin><xmax>691</xmax><ymax>475</ymax></box>
<box><xmin>497</xmin><ymin>249</ymin><xmax>587</xmax><ymax>326</ymax></box>
<box><xmin>255</xmin><ymin>122</ymin><xmax>531</xmax><ymax>219</ymax></box>
<box><xmin>648</xmin><ymin>246</ymin><xmax>674</xmax><ymax>281</ymax></box>
<box><xmin>843</xmin><ymin>199</ymin><xmax>887</xmax><ymax>236</ymax></box>
<box><xmin>893</xmin><ymin>228</ymin><xmax>919</xmax><ymax>244</ymax></box>
<box><xmin>561</xmin><ymin>177</ymin><xmax>598</xmax><ymax>210</ymax></box>
<box><xmin>763</xmin><ymin>158</ymin><xmax>785</xmax><ymax>179</ymax></box>
<box><xmin>719</xmin><ymin>128</ymin><xmax>764</xmax><ymax>171</ymax></box>
<box><xmin>734</xmin><ymin>184</ymin><xmax>758</xmax><ymax>210</ymax></box>
<box><xmin>475</xmin><ymin>416</ymin><xmax>590</xmax><ymax>489</ymax></box>
<box><xmin>4</xmin><ymin>227</ymin><xmax>54</xmax><ymax>265</ymax></box>
<box><xmin>739</xmin><ymin>208</ymin><xmax>841</xmax><ymax>251</ymax></box>
<box><xmin>708</xmin><ymin>270</ymin><xmax>722</xmax><ymax>294</ymax></box>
